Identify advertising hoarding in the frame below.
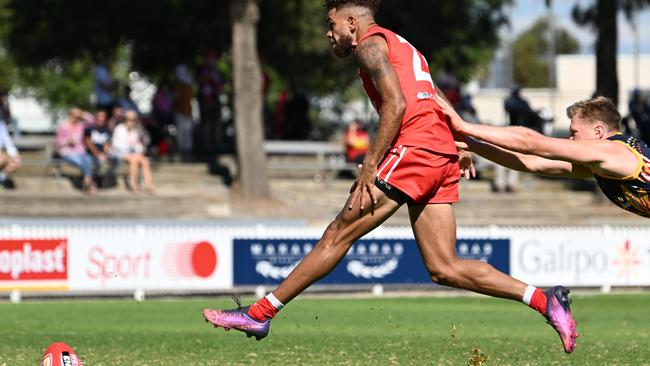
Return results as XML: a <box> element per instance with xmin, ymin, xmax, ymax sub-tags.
<box><xmin>0</xmin><ymin>239</ymin><xmax>68</xmax><ymax>291</ymax></box>
<box><xmin>510</xmin><ymin>229</ymin><xmax>650</xmax><ymax>286</ymax></box>
<box><xmin>233</xmin><ymin>238</ymin><xmax>510</xmax><ymax>285</ymax></box>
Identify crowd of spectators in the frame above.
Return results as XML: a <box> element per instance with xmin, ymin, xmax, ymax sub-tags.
<box><xmin>3</xmin><ymin>49</ymin><xmax>650</xmax><ymax>196</ymax></box>
<box><xmin>55</xmin><ymin>106</ymin><xmax>154</xmax><ymax>194</ymax></box>
<box><xmin>1</xmin><ymin>48</ymin><xmax>328</xmax><ymax>195</ymax></box>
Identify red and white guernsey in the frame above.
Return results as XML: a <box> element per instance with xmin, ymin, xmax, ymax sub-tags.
<box><xmin>358</xmin><ymin>25</ymin><xmax>456</xmax><ymax>155</ymax></box>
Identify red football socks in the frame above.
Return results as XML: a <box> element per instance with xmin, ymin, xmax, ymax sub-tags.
<box><xmin>248</xmin><ymin>296</ymin><xmax>281</xmax><ymax>321</ymax></box>
<box><xmin>525</xmin><ymin>287</ymin><xmax>547</xmax><ymax>315</ymax></box>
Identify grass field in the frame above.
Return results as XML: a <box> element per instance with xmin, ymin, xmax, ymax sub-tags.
<box><xmin>1</xmin><ymin>292</ymin><xmax>649</xmax><ymax>365</ymax></box>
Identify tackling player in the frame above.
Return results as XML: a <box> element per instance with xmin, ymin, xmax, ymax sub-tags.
<box><xmin>438</xmin><ymin>95</ymin><xmax>650</xmax><ymax>218</ymax></box>
<box><xmin>203</xmin><ymin>0</ymin><xmax>578</xmax><ymax>353</ymax></box>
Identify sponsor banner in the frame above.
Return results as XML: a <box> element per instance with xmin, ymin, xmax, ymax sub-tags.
<box><xmin>233</xmin><ymin>238</ymin><xmax>509</xmax><ymax>285</ymax></box>
<box><xmin>0</xmin><ymin>239</ymin><xmax>69</xmax><ymax>290</ymax></box>
<box><xmin>510</xmin><ymin>230</ymin><xmax>650</xmax><ymax>286</ymax></box>
<box><xmin>68</xmin><ymin>233</ymin><xmax>232</xmax><ymax>290</ymax></box>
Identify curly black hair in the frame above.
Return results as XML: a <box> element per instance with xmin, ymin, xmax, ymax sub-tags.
<box><xmin>323</xmin><ymin>0</ymin><xmax>381</xmax><ymax>14</ymax></box>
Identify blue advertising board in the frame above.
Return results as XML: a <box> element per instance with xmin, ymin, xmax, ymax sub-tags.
<box><xmin>233</xmin><ymin>238</ymin><xmax>509</xmax><ymax>285</ymax></box>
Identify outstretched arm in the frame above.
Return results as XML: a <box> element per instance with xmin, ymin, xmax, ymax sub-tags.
<box><xmin>437</xmin><ymin>94</ymin><xmax>636</xmax><ymax>178</ymax></box>
<box><xmin>462</xmin><ymin>137</ymin><xmax>592</xmax><ymax>178</ymax></box>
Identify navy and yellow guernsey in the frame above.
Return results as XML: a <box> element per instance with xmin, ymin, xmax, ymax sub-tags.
<box><xmin>593</xmin><ymin>133</ymin><xmax>650</xmax><ymax>218</ymax></box>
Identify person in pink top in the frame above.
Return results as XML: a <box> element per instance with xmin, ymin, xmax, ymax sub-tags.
<box><xmin>56</xmin><ymin>108</ymin><xmax>96</xmax><ymax>194</ymax></box>
<box><xmin>111</xmin><ymin>110</ymin><xmax>154</xmax><ymax>192</ymax></box>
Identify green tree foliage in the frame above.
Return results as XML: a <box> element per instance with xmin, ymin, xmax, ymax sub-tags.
<box><xmin>17</xmin><ymin>58</ymin><xmax>94</xmax><ymax>111</ymax></box>
<box><xmin>6</xmin><ymin>0</ymin><xmax>230</xmax><ymax>74</ymax></box>
<box><xmin>376</xmin><ymin>0</ymin><xmax>511</xmax><ymax>83</ymax></box>
<box><xmin>2</xmin><ymin>0</ymin><xmax>510</xmax><ymax>105</ymax></box>
<box><xmin>0</xmin><ymin>0</ymin><xmax>93</xmax><ymax>110</ymax></box>
<box><xmin>512</xmin><ymin>18</ymin><xmax>580</xmax><ymax>88</ymax></box>
<box><xmin>3</xmin><ymin>0</ymin><xmax>230</xmax><ymax>110</ymax></box>
<box><xmin>258</xmin><ymin>1</ymin><xmax>356</xmax><ymax>94</ymax></box>
<box><xmin>0</xmin><ymin>0</ymin><xmax>15</xmax><ymax>92</ymax></box>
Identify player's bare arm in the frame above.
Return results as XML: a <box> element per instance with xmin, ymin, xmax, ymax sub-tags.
<box><xmin>348</xmin><ymin>34</ymin><xmax>405</xmax><ymax>212</ymax></box>
<box><xmin>462</xmin><ymin>137</ymin><xmax>592</xmax><ymax>178</ymax></box>
<box><xmin>441</xmin><ymin>97</ymin><xmax>581</xmax><ymax>177</ymax></box>
<box><xmin>437</xmin><ymin>94</ymin><xmax>637</xmax><ymax>179</ymax></box>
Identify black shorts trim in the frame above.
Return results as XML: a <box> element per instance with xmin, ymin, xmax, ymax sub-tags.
<box><xmin>375</xmin><ymin>177</ymin><xmax>410</xmax><ymax>205</ymax></box>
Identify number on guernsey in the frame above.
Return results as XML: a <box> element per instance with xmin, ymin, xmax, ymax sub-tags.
<box><xmin>395</xmin><ymin>34</ymin><xmax>435</xmax><ymax>90</ymax></box>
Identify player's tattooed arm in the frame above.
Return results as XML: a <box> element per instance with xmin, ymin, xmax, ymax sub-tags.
<box><xmin>346</xmin><ymin>35</ymin><xmax>404</xmax><ymax>211</ymax></box>
<box><xmin>355</xmin><ymin>36</ymin><xmax>405</xmax><ymax>169</ymax></box>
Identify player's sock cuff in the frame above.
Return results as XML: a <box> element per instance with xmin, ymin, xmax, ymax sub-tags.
<box><xmin>522</xmin><ymin>285</ymin><xmax>537</xmax><ymax>305</ymax></box>
<box><xmin>266</xmin><ymin>293</ymin><xmax>285</xmax><ymax>310</ymax></box>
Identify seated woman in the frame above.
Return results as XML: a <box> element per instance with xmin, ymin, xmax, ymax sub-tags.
<box><xmin>56</xmin><ymin>108</ymin><xmax>96</xmax><ymax>194</ymax></box>
<box><xmin>111</xmin><ymin>111</ymin><xmax>154</xmax><ymax>192</ymax></box>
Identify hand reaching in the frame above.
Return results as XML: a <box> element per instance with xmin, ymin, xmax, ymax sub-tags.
<box><xmin>435</xmin><ymin>94</ymin><xmax>466</xmax><ymax>133</ymax></box>
<box><xmin>457</xmin><ymin>147</ymin><xmax>476</xmax><ymax>180</ymax></box>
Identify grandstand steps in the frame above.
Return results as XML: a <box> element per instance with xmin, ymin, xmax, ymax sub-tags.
<box><xmin>267</xmin><ymin>176</ymin><xmax>642</xmax><ymax>226</ymax></box>
<box><xmin>2</xmin><ymin>159</ymin><xmax>644</xmax><ymax>226</ymax></box>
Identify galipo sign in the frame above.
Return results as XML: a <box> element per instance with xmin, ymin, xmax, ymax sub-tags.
<box><xmin>510</xmin><ymin>229</ymin><xmax>650</xmax><ymax>286</ymax></box>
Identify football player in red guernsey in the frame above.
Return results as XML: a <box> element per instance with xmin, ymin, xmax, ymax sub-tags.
<box><xmin>204</xmin><ymin>0</ymin><xmax>577</xmax><ymax>353</ymax></box>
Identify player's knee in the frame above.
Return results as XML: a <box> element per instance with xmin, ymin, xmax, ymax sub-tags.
<box><xmin>427</xmin><ymin>264</ymin><xmax>460</xmax><ymax>286</ymax></box>
<box><xmin>319</xmin><ymin>218</ymin><xmax>353</xmax><ymax>250</ymax></box>
<box><xmin>337</xmin><ymin>207</ymin><xmax>361</xmax><ymax>226</ymax></box>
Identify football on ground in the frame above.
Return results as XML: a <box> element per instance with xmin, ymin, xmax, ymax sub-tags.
<box><xmin>41</xmin><ymin>342</ymin><xmax>84</xmax><ymax>366</ymax></box>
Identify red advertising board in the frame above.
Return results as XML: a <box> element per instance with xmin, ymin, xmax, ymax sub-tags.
<box><xmin>0</xmin><ymin>239</ymin><xmax>68</xmax><ymax>281</ymax></box>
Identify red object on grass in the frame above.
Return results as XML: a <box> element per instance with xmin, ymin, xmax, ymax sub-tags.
<box><xmin>41</xmin><ymin>342</ymin><xmax>84</xmax><ymax>366</ymax></box>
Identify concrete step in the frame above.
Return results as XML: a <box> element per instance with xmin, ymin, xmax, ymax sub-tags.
<box><xmin>1</xmin><ymin>159</ymin><xmax>644</xmax><ymax>226</ymax></box>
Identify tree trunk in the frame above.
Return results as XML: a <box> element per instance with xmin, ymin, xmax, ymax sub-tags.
<box><xmin>231</xmin><ymin>0</ymin><xmax>270</xmax><ymax>199</ymax></box>
<box><xmin>595</xmin><ymin>0</ymin><xmax>618</xmax><ymax>106</ymax></box>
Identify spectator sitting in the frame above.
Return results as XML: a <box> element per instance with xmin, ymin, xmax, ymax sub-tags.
<box><xmin>111</xmin><ymin>111</ymin><xmax>154</xmax><ymax>192</ymax></box>
<box><xmin>0</xmin><ymin>89</ymin><xmax>16</xmax><ymax>136</ymax></box>
<box><xmin>85</xmin><ymin>109</ymin><xmax>119</xmax><ymax>188</ymax></box>
<box><xmin>56</xmin><ymin>108</ymin><xmax>96</xmax><ymax>194</ymax></box>
<box><xmin>0</xmin><ymin>119</ymin><xmax>21</xmax><ymax>190</ymax></box>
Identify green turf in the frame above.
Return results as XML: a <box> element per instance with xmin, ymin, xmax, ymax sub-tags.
<box><xmin>0</xmin><ymin>293</ymin><xmax>649</xmax><ymax>365</ymax></box>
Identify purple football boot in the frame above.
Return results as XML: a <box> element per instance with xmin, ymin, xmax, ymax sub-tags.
<box><xmin>544</xmin><ymin>286</ymin><xmax>578</xmax><ymax>353</ymax></box>
<box><xmin>203</xmin><ymin>297</ymin><xmax>270</xmax><ymax>341</ymax></box>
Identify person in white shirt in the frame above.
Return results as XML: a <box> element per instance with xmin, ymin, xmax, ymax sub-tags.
<box><xmin>111</xmin><ymin>111</ymin><xmax>154</xmax><ymax>192</ymax></box>
<box><xmin>0</xmin><ymin>120</ymin><xmax>21</xmax><ymax>189</ymax></box>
